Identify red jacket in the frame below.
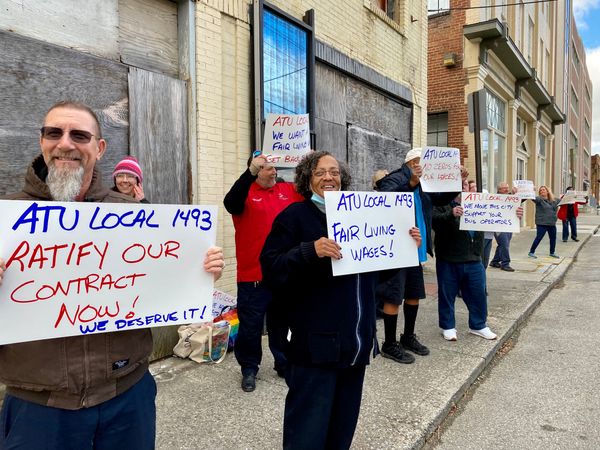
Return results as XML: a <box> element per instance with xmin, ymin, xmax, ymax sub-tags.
<box><xmin>557</xmin><ymin>199</ymin><xmax>585</xmax><ymax>221</ymax></box>
<box><xmin>224</xmin><ymin>170</ymin><xmax>302</xmax><ymax>282</ymax></box>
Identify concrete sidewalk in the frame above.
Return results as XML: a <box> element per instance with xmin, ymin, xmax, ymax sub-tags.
<box><xmin>153</xmin><ymin>213</ymin><xmax>600</xmax><ymax>449</ymax></box>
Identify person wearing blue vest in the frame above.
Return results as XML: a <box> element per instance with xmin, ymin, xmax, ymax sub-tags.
<box><xmin>376</xmin><ymin>149</ymin><xmax>464</xmax><ymax>362</ymax></box>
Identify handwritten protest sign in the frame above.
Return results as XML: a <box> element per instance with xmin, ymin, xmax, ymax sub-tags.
<box><xmin>420</xmin><ymin>146</ymin><xmax>462</xmax><ymax>193</ymax></box>
<box><xmin>262</xmin><ymin>113</ymin><xmax>311</xmax><ymax>167</ymax></box>
<box><xmin>513</xmin><ymin>179</ymin><xmax>535</xmax><ymax>199</ymax></box>
<box><xmin>0</xmin><ymin>200</ymin><xmax>217</xmax><ymax>345</ymax></box>
<box><xmin>212</xmin><ymin>289</ymin><xmax>236</xmax><ymax>318</ymax></box>
<box><xmin>558</xmin><ymin>191</ymin><xmax>588</xmax><ymax>206</ymax></box>
<box><xmin>324</xmin><ymin>191</ymin><xmax>419</xmax><ymax>276</ymax></box>
<box><xmin>460</xmin><ymin>193</ymin><xmax>521</xmax><ymax>233</ymax></box>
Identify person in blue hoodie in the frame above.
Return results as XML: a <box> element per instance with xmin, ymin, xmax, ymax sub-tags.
<box><xmin>261</xmin><ymin>151</ymin><xmax>420</xmax><ymax>450</ymax></box>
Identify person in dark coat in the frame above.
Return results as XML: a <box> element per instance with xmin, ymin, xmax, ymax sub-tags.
<box><xmin>261</xmin><ymin>151</ymin><xmax>421</xmax><ymax>450</ymax></box>
<box><xmin>375</xmin><ymin>149</ymin><xmax>463</xmax><ymax>362</ymax></box>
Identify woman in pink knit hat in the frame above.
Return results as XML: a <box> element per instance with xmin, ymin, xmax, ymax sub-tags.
<box><xmin>112</xmin><ymin>156</ymin><xmax>149</xmax><ymax>203</ymax></box>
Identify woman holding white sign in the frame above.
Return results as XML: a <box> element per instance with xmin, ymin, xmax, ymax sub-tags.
<box><xmin>261</xmin><ymin>151</ymin><xmax>421</xmax><ymax>450</ymax></box>
<box><xmin>527</xmin><ymin>186</ymin><xmax>560</xmax><ymax>259</ymax></box>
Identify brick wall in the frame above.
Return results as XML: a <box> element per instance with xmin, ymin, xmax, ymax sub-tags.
<box><xmin>427</xmin><ymin>1</ymin><xmax>469</xmax><ymax>161</ymax></box>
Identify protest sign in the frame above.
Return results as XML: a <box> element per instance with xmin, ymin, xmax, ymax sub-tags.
<box><xmin>262</xmin><ymin>113</ymin><xmax>311</xmax><ymax>167</ymax></box>
<box><xmin>212</xmin><ymin>289</ymin><xmax>237</xmax><ymax>318</ymax></box>
<box><xmin>324</xmin><ymin>191</ymin><xmax>419</xmax><ymax>276</ymax></box>
<box><xmin>420</xmin><ymin>146</ymin><xmax>462</xmax><ymax>193</ymax></box>
<box><xmin>513</xmin><ymin>179</ymin><xmax>535</xmax><ymax>199</ymax></box>
<box><xmin>558</xmin><ymin>191</ymin><xmax>588</xmax><ymax>206</ymax></box>
<box><xmin>460</xmin><ymin>192</ymin><xmax>521</xmax><ymax>233</ymax></box>
<box><xmin>0</xmin><ymin>200</ymin><xmax>217</xmax><ymax>345</ymax></box>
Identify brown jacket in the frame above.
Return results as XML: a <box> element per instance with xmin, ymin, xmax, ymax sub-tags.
<box><xmin>0</xmin><ymin>155</ymin><xmax>153</xmax><ymax>409</ymax></box>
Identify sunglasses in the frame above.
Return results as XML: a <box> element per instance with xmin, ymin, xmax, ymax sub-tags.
<box><xmin>40</xmin><ymin>126</ymin><xmax>96</xmax><ymax>144</ymax></box>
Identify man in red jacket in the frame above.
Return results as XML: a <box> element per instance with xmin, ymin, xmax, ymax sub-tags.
<box><xmin>558</xmin><ymin>187</ymin><xmax>586</xmax><ymax>242</ymax></box>
<box><xmin>224</xmin><ymin>153</ymin><xmax>303</xmax><ymax>392</ymax></box>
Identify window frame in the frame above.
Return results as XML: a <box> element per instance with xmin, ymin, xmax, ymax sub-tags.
<box><xmin>427</xmin><ymin>112</ymin><xmax>448</xmax><ymax>147</ymax></box>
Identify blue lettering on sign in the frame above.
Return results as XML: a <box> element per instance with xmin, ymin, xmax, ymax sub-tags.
<box><xmin>89</xmin><ymin>207</ymin><xmax>159</xmax><ymax>230</ymax></box>
<box><xmin>331</xmin><ymin>222</ymin><xmax>360</xmax><ymax>243</ymax></box>
<box><xmin>114</xmin><ymin>311</ymin><xmax>179</xmax><ymax>330</ymax></box>
<box><xmin>394</xmin><ymin>193</ymin><xmax>413</xmax><ymax>208</ymax></box>
<box><xmin>349</xmin><ymin>240</ymin><xmax>394</xmax><ymax>261</ymax></box>
<box><xmin>363</xmin><ymin>223</ymin><xmax>396</xmax><ymax>238</ymax></box>
<box><xmin>171</xmin><ymin>208</ymin><xmax>212</xmax><ymax>230</ymax></box>
<box><xmin>422</xmin><ymin>148</ymin><xmax>437</xmax><ymax>159</ymax></box>
<box><xmin>336</xmin><ymin>193</ymin><xmax>361</xmax><ymax>211</ymax></box>
<box><xmin>12</xmin><ymin>202</ymin><xmax>79</xmax><ymax>234</ymax></box>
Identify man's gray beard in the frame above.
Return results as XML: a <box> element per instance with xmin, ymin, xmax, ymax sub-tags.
<box><xmin>47</xmin><ymin>165</ymin><xmax>85</xmax><ymax>201</ymax></box>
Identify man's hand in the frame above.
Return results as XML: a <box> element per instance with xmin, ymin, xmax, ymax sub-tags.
<box><xmin>452</xmin><ymin>205</ymin><xmax>464</xmax><ymax>217</ymax></box>
<box><xmin>516</xmin><ymin>206</ymin><xmax>524</xmax><ymax>219</ymax></box>
<box><xmin>460</xmin><ymin>166</ymin><xmax>469</xmax><ymax>181</ymax></box>
<box><xmin>249</xmin><ymin>155</ymin><xmax>268</xmax><ymax>176</ymax></box>
<box><xmin>409</xmin><ymin>226</ymin><xmax>422</xmax><ymax>248</ymax></box>
<box><xmin>0</xmin><ymin>258</ymin><xmax>5</xmax><ymax>286</ymax></box>
<box><xmin>409</xmin><ymin>164</ymin><xmax>423</xmax><ymax>178</ymax></box>
<box><xmin>204</xmin><ymin>246</ymin><xmax>225</xmax><ymax>282</ymax></box>
<box><xmin>133</xmin><ymin>184</ymin><xmax>145</xmax><ymax>201</ymax></box>
<box><xmin>314</xmin><ymin>237</ymin><xmax>342</xmax><ymax>260</ymax></box>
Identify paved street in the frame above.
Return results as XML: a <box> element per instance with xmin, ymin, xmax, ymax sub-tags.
<box><xmin>429</xmin><ymin>223</ymin><xmax>600</xmax><ymax>449</ymax></box>
<box><xmin>152</xmin><ymin>213</ymin><xmax>600</xmax><ymax>449</ymax></box>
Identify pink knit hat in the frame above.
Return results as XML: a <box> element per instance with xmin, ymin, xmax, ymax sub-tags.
<box><xmin>113</xmin><ymin>156</ymin><xmax>143</xmax><ymax>183</ymax></box>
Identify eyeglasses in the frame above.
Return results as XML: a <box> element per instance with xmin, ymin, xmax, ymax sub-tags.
<box><xmin>313</xmin><ymin>169</ymin><xmax>341</xmax><ymax>178</ymax></box>
<box><xmin>40</xmin><ymin>126</ymin><xmax>95</xmax><ymax>144</ymax></box>
<box><xmin>115</xmin><ymin>173</ymin><xmax>138</xmax><ymax>181</ymax></box>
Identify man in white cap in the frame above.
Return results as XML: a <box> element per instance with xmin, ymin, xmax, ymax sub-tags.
<box><xmin>376</xmin><ymin>148</ymin><xmax>466</xmax><ymax>361</ymax></box>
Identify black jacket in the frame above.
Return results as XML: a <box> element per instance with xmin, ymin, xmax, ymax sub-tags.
<box><xmin>260</xmin><ymin>200</ymin><xmax>379</xmax><ymax>368</ymax></box>
<box><xmin>377</xmin><ymin>164</ymin><xmax>458</xmax><ymax>257</ymax></box>
<box><xmin>432</xmin><ymin>202</ymin><xmax>484</xmax><ymax>263</ymax></box>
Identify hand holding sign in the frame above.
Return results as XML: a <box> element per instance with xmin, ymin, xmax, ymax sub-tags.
<box><xmin>314</xmin><ymin>237</ymin><xmax>342</xmax><ymax>260</ymax></box>
<box><xmin>204</xmin><ymin>246</ymin><xmax>225</xmax><ymax>280</ymax></box>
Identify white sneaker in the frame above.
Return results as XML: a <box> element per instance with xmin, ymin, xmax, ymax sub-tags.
<box><xmin>442</xmin><ymin>328</ymin><xmax>457</xmax><ymax>341</ymax></box>
<box><xmin>469</xmin><ymin>327</ymin><xmax>497</xmax><ymax>340</ymax></box>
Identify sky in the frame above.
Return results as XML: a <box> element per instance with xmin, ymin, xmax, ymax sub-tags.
<box><xmin>573</xmin><ymin>0</ymin><xmax>600</xmax><ymax>154</ymax></box>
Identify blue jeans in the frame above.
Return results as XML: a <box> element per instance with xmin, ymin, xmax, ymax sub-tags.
<box><xmin>529</xmin><ymin>224</ymin><xmax>557</xmax><ymax>254</ymax></box>
<box><xmin>491</xmin><ymin>232</ymin><xmax>512</xmax><ymax>267</ymax></box>
<box><xmin>436</xmin><ymin>260</ymin><xmax>488</xmax><ymax>330</ymax></box>
<box><xmin>283</xmin><ymin>364</ymin><xmax>366</xmax><ymax>450</ymax></box>
<box><xmin>234</xmin><ymin>282</ymin><xmax>287</xmax><ymax>376</ymax></box>
<box><xmin>0</xmin><ymin>371</ymin><xmax>156</xmax><ymax>450</ymax></box>
<box><xmin>562</xmin><ymin>217</ymin><xmax>577</xmax><ymax>240</ymax></box>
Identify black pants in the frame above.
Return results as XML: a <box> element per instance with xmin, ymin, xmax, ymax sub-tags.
<box><xmin>234</xmin><ymin>282</ymin><xmax>287</xmax><ymax>376</ymax></box>
<box><xmin>283</xmin><ymin>364</ymin><xmax>366</xmax><ymax>450</ymax></box>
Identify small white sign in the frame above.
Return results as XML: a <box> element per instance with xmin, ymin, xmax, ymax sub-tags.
<box><xmin>0</xmin><ymin>200</ymin><xmax>217</xmax><ymax>345</ymax></box>
<box><xmin>513</xmin><ymin>179</ymin><xmax>535</xmax><ymax>199</ymax></box>
<box><xmin>460</xmin><ymin>192</ymin><xmax>521</xmax><ymax>233</ymax></box>
<box><xmin>262</xmin><ymin>113</ymin><xmax>311</xmax><ymax>168</ymax></box>
<box><xmin>420</xmin><ymin>146</ymin><xmax>462</xmax><ymax>193</ymax></box>
<box><xmin>324</xmin><ymin>191</ymin><xmax>419</xmax><ymax>276</ymax></box>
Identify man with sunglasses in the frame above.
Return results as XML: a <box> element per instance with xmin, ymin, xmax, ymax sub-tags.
<box><xmin>224</xmin><ymin>152</ymin><xmax>303</xmax><ymax>392</ymax></box>
<box><xmin>0</xmin><ymin>100</ymin><xmax>224</xmax><ymax>449</ymax></box>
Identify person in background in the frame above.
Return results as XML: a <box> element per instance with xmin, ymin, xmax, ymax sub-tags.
<box><xmin>261</xmin><ymin>151</ymin><xmax>421</xmax><ymax>449</ymax></box>
<box><xmin>558</xmin><ymin>186</ymin><xmax>586</xmax><ymax>242</ymax></box>
<box><xmin>489</xmin><ymin>182</ymin><xmax>517</xmax><ymax>272</ymax></box>
<box><xmin>528</xmin><ymin>185</ymin><xmax>560</xmax><ymax>259</ymax></box>
<box><xmin>432</xmin><ymin>179</ymin><xmax>502</xmax><ymax>341</ymax></box>
<box><xmin>112</xmin><ymin>155</ymin><xmax>149</xmax><ymax>203</ymax></box>
<box><xmin>0</xmin><ymin>100</ymin><xmax>224</xmax><ymax>450</ymax></box>
<box><xmin>375</xmin><ymin>149</ymin><xmax>465</xmax><ymax>362</ymax></box>
<box><xmin>224</xmin><ymin>152</ymin><xmax>303</xmax><ymax>392</ymax></box>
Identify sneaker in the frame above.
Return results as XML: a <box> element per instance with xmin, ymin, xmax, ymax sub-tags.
<box><xmin>241</xmin><ymin>373</ymin><xmax>256</xmax><ymax>392</ymax></box>
<box><xmin>469</xmin><ymin>327</ymin><xmax>497</xmax><ymax>340</ymax></box>
<box><xmin>489</xmin><ymin>262</ymin><xmax>501</xmax><ymax>268</ymax></box>
<box><xmin>381</xmin><ymin>341</ymin><xmax>415</xmax><ymax>364</ymax></box>
<box><xmin>549</xmin><ymin>253</ymin><xmax>560</xmax><ymax>258</ymax></box>
<box><xmin>572</xmin><ymin>238</ymin><xmax>579</xmax><ymax>242</ymax></box>
<box><xmin>528</xmin><ymin>252</ymin><xmax>537</xmax><ymax>258</ymax></box>
<box><xmin>500</xmin><ymin>266</ymin><xmax>515</xmax><ymax>272</ymax></box>
<box><xmin>400</xmin><ymin>333</ymin><xmax>430</xmax><ymax>356</ymax></box>
<box><xmin>442</xmin><ymin>328</ymin><xmax>457</xmax><ymax>341</ymax></box>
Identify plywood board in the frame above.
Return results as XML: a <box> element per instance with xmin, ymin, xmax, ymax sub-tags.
<box><xmin>0</xmin><ymin>30</ymin><xmax>129</xmax><ymax>196</ymax></box>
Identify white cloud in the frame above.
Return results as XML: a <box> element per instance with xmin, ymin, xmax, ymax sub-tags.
<box><xmin>587</xmin><ymin>46</ymin><xmax>600</xmax><ymax>154</ymax></box>
<box><xmin>573</xmin><ymin>0</ymin><xmax>600</xmax><ymax>30</ymax></box>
